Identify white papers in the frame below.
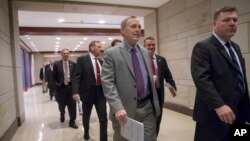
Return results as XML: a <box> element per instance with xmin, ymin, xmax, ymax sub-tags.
<box><xmin>77</xmin><ymin>100</ymin><xmax>83</xmax><ymax>115</ymax></box>
<box><xmin>121</xmin><ymin>117</ymin><xmax>144</xmax><ymax>141</ymax></box>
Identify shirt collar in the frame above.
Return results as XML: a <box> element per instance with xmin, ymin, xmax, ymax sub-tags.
<box><xmin>213</xmin><ymin>32</ymin><xmax>228</xmax><ymax>46</ymax></box>
<box><xmin>89</xmin><ymin>52</ymin><xmax>97</xmax><ymax>59</ymax></box>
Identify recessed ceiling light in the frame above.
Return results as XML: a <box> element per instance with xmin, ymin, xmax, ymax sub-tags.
<box><xmin>55</xmin><ymin>45</ymin><xmax>59</xmax><ymax>47</ymax></box>
<box><xmin>99</xmin><ymin>20</ymin><xmax>106</xmax><ymax>24</ymax></box>
<box><xmin>101</xmin><ymin>41</ymin><xmax>106</xmax><ymax>44</ymax></box>
<box><xmin>76</xmin><ymin>45</ymin><xmax>80</xmax><ymax>47</ymax></box>
<box><xmin>57</xmin><ymin>18</ymin><xmax>65</xmax><ymax>23</ymax></box>
<box><xmin>83</xmin><ymin>37</ymin><xmax>88</xmax><ymax>40</ymax></box>
<box><xmin>79</xmin><ymin>41</ymin><xmax>84</xmax><ymax>44</ymax></box>
<box><xmin>56</xmin><ymin>37</ymin><xmax>61</xmax><ymax>40</ymax></box>
<box><xmin>108</xmin><ymin>37</ymin><xmax>113</xmax><ymax>40</ymax></box>
<box><xmin>55</xmin><ymin>42</ymin><xmax>60</xmax><ymax>44</ymax></box>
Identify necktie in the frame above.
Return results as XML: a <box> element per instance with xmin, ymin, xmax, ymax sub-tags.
<box><xmin>64</xmin><ymin>61</ymin><xmax>69</xmax><ymax>85</ymax></box>
<box><xmin>151</xmin><ymin>58</ymin><xmax>156</xmax><ymax>75</ymax></box>
<box><xmin>151</xmin><ymin>58</ymin><xmax>160</xmax><ymax>88</ymax></box>
<box><xmin>95</xmin><ymin>58</ymin><xmax>101</xmax><ymax>86</ymax></box>
<box><xmin>131</xmin><ymin>48</ymin><xmax>145</xmax><ymax>99</ymax></box>
<box><xmin>225</xmin><ymin>42</ymin><xmax>245</xmax><ymax>93</ymax></box>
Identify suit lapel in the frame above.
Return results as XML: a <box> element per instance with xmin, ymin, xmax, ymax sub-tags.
<box><xmin>140</xmin><ymin>47</ymin><xmax>151</xmax><ymax>75</ymax></box>
<box><xmin>86</xmin><ymin>54</ymin><xmax>95</xmax><ymax>77</ymax></box>
<box><xmin>211</xmin><ymin>36</ymin><xmax>235</xmax><ymax>67</ymax></box>
<box><xmin>120</xmin><ymin>46</ymin><xmax>135</xmax><ymax>79</ymax></box>
<box><xmin>155</xmin><ymin>55</ymin><xmax>162</xmax><ymax>77</ymax></box>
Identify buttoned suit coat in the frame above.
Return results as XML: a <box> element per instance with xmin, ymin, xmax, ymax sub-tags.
<box><xmin>101</xmin><ymin>44</ymin><xmax>160</xmax><ymax>121</ymax></box>
<box><xmin>191</xmin><ymin>35</ymin><xmax>250</xmax><ymax>125</ymax></box>
<box><xmin>53</xmin><ymin>60</ymin><xmax>76</xmax><ymax>90</ymax></box>
<box><xmin>72</xmin><ymin>54</ymin><xmax>105</xmax><ymax>103</ymax></box>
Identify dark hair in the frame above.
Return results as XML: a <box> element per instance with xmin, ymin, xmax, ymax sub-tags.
<box><xmin>213</xmin><ymin>6</ymin><xmax>238</xmax><ymax>20</ymax></box>
<box><xmin>111</xmin><ymin>39</ymin><xmax>121</xmax><ymax>46</ymax></box>
<box><xmin>144</xmin><ymin>36</ymin><xmax>155</xmax><ymax>43</ymax></box>
<box><xmin>88</xmin><ymin>40</ymin><xmax>100</xmax><ymax>51</ymax></box>
<box><xmin>61</xmin><ymin>48</ymin><xmax>69</xmax><ymax>53</ymax></box>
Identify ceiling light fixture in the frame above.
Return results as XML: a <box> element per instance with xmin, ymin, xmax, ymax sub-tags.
<box><xmin>56</xmin><ymin>37</ymin><xmax>61</xmax><ymax>40</ymax></box>
<box><xmin>57</xmin><ymin>18</ymin><xmax>65</xmax><ymax>23</ymax></box>
<box><xmin>83</xmin><ymin>37</ymin><xmax>88</xmax><ymax>40</ymax></box>
<box><xmin>98</xmin><ymin>20</ymin><xmax>106</xmax><ymax>24</ymax></box>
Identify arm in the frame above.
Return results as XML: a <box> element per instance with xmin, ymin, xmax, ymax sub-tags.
<box><xmin>72</xmin><ymin>58</ymin><xmax>82</xmax><ymax>101</ymax></box>
<box><xmin>162</xmin><ymin>57</ymin><xmax>177</xmax><ymax>91</ymax></box>
<box><xmin>101</xmin><ymin>50</ymin><xmax>127</xmax><ymax>125</ymax></box>
<box><xmin>191</xmin><ymin>42</ymin><xmax>224</xmax><ymax>110</ymax></box>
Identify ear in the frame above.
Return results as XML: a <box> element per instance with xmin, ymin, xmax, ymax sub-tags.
<box><xmin>120</xmin><ymin>28</ymin><xmax>125</xmax><ymax>35</ymax></box>
<box><xmin>212</xmin><ymin>20</ymin><xmax>216</xmax><ymax>27</ymax></box>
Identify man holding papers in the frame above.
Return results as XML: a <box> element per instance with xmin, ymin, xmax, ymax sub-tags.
<box><xmin>144</xmin><ymin>36</ymin><xmax>177</xmax><ymax>136</ymax></box>
<box><xmin>101</xmin><ymin>16</ymin><xmax>160</xmax><ymax>141</ymax></box>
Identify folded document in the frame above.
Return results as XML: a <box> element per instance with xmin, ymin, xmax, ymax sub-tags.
<box><xmin>121</xmin><ymin>117</ymin><xmax>144</xmax><ymax>141</ymax></box>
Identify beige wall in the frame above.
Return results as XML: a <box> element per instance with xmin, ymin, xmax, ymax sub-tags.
<box><xmin>0</xmin><ymin>0</ymin><xmax>24</xmax><ymax>139</ymax></box>
<box><xmin>143</xmin><ymin>0</ymin><xmax>250</xmax><ymax>109</ymax></box>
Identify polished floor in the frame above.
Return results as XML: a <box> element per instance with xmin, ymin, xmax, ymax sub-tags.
<box><xmin>11</xmin><ymin>86</ymin><xmax>195</xmax><ymax>141</ymax></box>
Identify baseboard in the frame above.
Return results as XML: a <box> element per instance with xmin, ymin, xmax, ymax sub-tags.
<box><xmin>164</xmin><ymin>102</ymin><xmax>193</xmax><ymax>116</ymax></box>
<box><xmin>0</xmin><ymin>119</ymin><xmax>18</xmax><ymax>141</ymax></box>
<box><xmin>17</xmin><ymin>112</ymin><xmax>26</xmax><ymax>126</ymax></box>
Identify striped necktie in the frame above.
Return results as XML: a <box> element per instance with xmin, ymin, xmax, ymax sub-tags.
<box><xmin>225</xmin><ymin>42</ymin><xmax>245</xmax><ymax>93</ymax></box>
<box><xmin>131</xmin><ymin>48</ymin><xmax>145</xmax><ymax>99</ymax></box>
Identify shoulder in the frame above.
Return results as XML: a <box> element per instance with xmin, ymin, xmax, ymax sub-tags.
<box><xmin>69</xmin><ymin>60</ymin><xmax>76</xmax><ymax>65</ymax></box>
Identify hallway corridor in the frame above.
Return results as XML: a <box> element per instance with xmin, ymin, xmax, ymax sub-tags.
<box><xmin>11</xmin><ymin>86</ymin><xmax>195</xmax><ymax>141</ymax></box>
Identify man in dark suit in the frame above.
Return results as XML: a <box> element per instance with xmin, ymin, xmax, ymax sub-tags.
<box><xmin>143</xmin><ymin>36</ymin><xmax>177</xmax><ymax>137</ymax></box>
<box><xmin>40</xmin><ymin>63</ymin><xmax>48</xmax><ymax>93</ymax></box>
<box><xmin>46</xmin><ymin>60</ymin><xmax>55</xmax><ymax>100</ymax></box>
<box><xmin>72</xmin><ymin>41</ymin><xmax>107</xmax><ymax>140</ymax></box>
<box><xmin>191</xmin><ymin>7</ymin><xmax>250</xmax><ymax>141</ymax></box>
<box><xmin>53</xmin><ymin>48</ymin><xmax>78</xmax><ymax>129</ymax></box>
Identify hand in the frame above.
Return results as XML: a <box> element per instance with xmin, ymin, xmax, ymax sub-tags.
<box><xmin>215</xmin><ymin>105</ymin><xmax>235</xmax><ymax>124</ymax></box>
<box><xmin>115</xmin><ymin>110</ymin><xmax>127</xmax><ymax>126</ymax></box>
<box><xmin>72</xmin><ymin>94</ymin><xmax>80</xmax><ymax>101</ymax></box>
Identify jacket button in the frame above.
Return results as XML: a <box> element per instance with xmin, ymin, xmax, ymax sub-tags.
<box><xmin>134</xmin><ymin>97</ymin><xmax>137</xmax><ymax>100</ymax></box>
<box><xmin>134</xmin><ymin>85</ymin><xmax>136</xmax><ymax>88</ymax></box>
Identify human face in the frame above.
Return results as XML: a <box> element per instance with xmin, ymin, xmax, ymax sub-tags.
<box><xmin>61</xmin><ymin>49</ymin><xmax>69</xmax><ymax>61</ymax></box>
<box><xmin>213</xmin><ymin>11</ymin><xmax>238</xmax><ymax>41</ymax></box>
<box><xmin>91</xmin><ymin>42</ymin><xmax>104</xmax><ymax>57</ymax></box>
<box><xmin>121</xmin><ymin>18</ymin><xmax>141</xmax><ymax>45</ymax></box>
<box><xmin>144</xmin><ymin>39</ymin><xmax>156</xmax><ymax>56</ymax></box>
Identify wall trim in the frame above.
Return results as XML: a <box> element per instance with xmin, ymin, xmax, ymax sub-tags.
<box><xmin>0</xmin><ymin>119</ymin><xmax>18</xmax><ymax>141</ymax></box>
<box><xmin>164</xmin><ymin>102</ymin><xmax>193</xmax><ymax>116</ymax></box>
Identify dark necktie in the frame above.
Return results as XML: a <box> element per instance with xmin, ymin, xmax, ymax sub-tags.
<box><xmin>225</xmin><ymin>42</ymin><xmax>245</xmax><ymax>93</ymax></box>
<box><xmin>95</xmin><ymin>58</ymin><xmax>101</xmax><ymax>86</ymax></box>
<box><xmin>64</xmin><ymin>61</ymin><xmax>69</xmax><ymax>85</ymax></box>
<box><xmin>131</xmin><ymin>48</ymin><xmax>145</xmax><ymax>99</ymax></box>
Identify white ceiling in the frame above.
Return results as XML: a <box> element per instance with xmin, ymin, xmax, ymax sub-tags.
<box><xmin>17</xmin><ymin>0</ymin><xmax>169</xmax><ymax>52</ymax></box>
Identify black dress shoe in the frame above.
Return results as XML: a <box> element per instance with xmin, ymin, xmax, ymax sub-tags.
<box><xmin>60</xmin><ymin>115</ymin><xmax>65</xmax><ymax>123</ymax></box>
<box><xmin>69</xmin><ymin>123</ymin><xmax>78</xmax><ymax>129</ymax></box>
<box><xmin>84</xmin><ymin>133</ymin><xmax>90</xmax><ymax>140</ymax></box>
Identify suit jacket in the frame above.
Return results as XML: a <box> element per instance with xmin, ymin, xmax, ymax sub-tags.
<box><xmin>191</xmin><ymin>35</ymin><xmax>250</xmax><ymax>124</ymax></box>
<box><xmin>72</xmin><ymin>54</ymin><xmax>104</xmax><ymax>103</ymax></box>
<box><xmin>45</xmin><ymin>65</ymin><xmax>55</xmax><ymax>89</ymax></box>
<box><xmin>39</xmin><ymin>65</ymin><xmax>49</xmax><ymax>80</ymax></box>
<box><xmin>53</xmin><ymin>60</ymin><xmax>76</xmax><ymax>89</ymax></box>
<box><xmin>101</xmin><ymin>43</ymin><xmax>160</xmax><ymax>120</ymax></box>
<box><xmin>155</xmin><ymin>55</ymin><xmax>176</xmax><ymax>104</ymax></box>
